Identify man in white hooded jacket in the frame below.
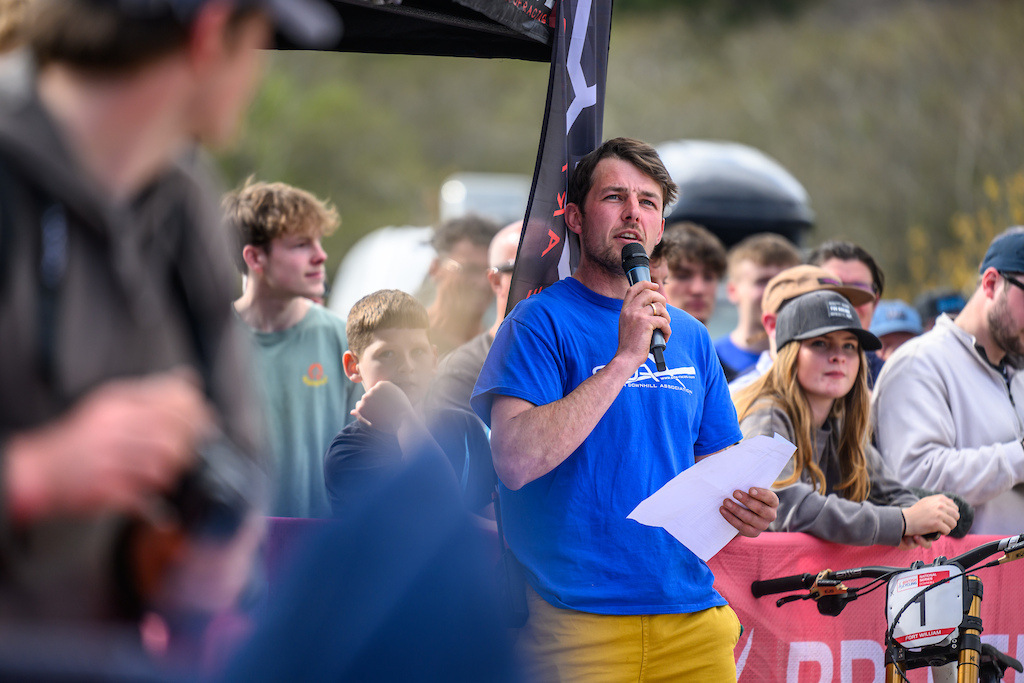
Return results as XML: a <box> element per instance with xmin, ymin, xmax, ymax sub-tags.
<box><xmin>872</xmin><ymin>227</ymin><xmax>1024</xmax><ymax>535</ymax></box>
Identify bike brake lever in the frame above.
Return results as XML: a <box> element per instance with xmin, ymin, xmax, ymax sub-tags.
<box><xmin>776</xmin><ymin>594</ymin><xmax>812</xmax><ymax>608</ymax></box>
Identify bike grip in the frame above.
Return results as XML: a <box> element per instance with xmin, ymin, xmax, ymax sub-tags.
<box><xmin>751</xmin><ymin>573</ymin><xmax>814</xmax><ymax>598</ymax></box>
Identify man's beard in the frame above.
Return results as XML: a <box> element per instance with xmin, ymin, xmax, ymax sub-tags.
<box><xmin>580</xmin><ymin>229</ymin><xmax>632</xmax><ymax>279</ymax></box>
<box><xmin>987</xmin><ymin>296</ymin><xmax>1024</xmax><ymax>367</ymax></box>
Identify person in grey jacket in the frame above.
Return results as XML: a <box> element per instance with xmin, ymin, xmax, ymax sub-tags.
<box><xmin>872</xmin><ymin>227</ymin><xmax>1024</xmax><ymax>535</ymax></box>
<box><xmin>0</xmin><ymin>0</ymin><xmax>335</xmax><ymax>625</ymax></box>
<box><xmin>735</xmin><ymin>290</ymin><xmax>959</xmax><ymax>547</ymax></box>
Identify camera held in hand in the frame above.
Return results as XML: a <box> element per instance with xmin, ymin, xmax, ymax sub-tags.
<box><xmin>167</xmin><ymin>435</ymin><xmax>261</xmax><ymax>540</ymax></box>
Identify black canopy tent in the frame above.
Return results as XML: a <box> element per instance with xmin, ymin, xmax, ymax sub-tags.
<box><xmin>275</xmin><ymin>0</ymin><xmax>554</xmax><ymax>61</ymax></box>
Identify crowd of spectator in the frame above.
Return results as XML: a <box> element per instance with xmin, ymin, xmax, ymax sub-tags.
<box><xmin>228</xmin><ymin>141</ymin><xmax>1020</xmax><ymax>680</ymax></box>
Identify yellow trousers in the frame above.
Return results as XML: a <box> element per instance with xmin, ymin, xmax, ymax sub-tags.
<box><xmin>517</xmin><ymin>587</ymin><xmax>742</xmax><ymax>683</ymax></box>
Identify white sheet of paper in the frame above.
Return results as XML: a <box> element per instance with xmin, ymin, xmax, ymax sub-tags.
<box><xmin>627</xmin><ymin>434</ymin><xmax>795</xmax><ymax>562</ymax></box>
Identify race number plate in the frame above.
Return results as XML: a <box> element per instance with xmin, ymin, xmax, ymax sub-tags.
<box><xmin>886</xmin><ymin>565</ymin><xmax>964</xmax><ymax>648</ymax></box>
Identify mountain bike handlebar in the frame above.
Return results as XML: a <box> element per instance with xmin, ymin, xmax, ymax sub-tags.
<box><xmin>751</xmin><ymin>567</ymin><xmax>904</xmax><ymax>597</ymax></box>
<box><xmin>751</xmin><ymin>534</ymin><xmax>1024</xmax><ymax>600</ymax></box>
<box><xmin>750</xmin><ymin>573</ymin><xmax>814</xmax><ymax>598</ymax></box>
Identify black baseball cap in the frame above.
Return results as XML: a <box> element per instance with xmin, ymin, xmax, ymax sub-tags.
<box><xmin>980</xmin><ymin>227</ymin><xmax>1024</xmax><ymax>274</ymax></box>
<box><xmin>113</xmin><ymin>0</ymin><xmax>342</xmax><ymax>48</ymax></box>
<box><xmin>776</xmin><ymin>290</ymin><xmax>882</xmax><ymax>352</ymax></box>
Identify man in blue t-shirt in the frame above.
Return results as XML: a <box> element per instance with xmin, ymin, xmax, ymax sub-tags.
<box><xmin>472</xmin><ymin>138</ymin><xmax>779</xmax><ymax>682</ymax></box>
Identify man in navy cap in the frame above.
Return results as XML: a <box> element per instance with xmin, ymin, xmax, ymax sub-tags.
<box><xmin>872</xmin><ymin>227</ymin><xmax>1024</xmax><ymax>534</ymax></box>
<box><xmin>0</xmin><ymin>0</ymin><xmax>337</xmax><ymax>623</ymax></box>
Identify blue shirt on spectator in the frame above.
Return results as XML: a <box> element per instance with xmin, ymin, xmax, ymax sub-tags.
<box><xmin>471</xmin><ymin>277</ymin><xmax>741</xmax><ymax>615</ymax></box>
<box><xmin>713</xmin><ymin>334</ymin><xmax>761</xmax><ymax>379</ymax></box>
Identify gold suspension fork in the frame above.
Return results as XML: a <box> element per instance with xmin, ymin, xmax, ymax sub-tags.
<box><xmin>956</xmin><ymin>575</ymin><xmax>983</xmax><ymax>683</ymax></box>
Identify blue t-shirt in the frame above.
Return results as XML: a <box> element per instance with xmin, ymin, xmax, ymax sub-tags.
<box><xmin>713</xmin><ymin>334</ymin><xmax>761</xmax><ymax>377</ymax></box>
<box><xmin>471</xmin><ymin>277</ymin><xmax>742</xmax><ymax>615</ymax></box>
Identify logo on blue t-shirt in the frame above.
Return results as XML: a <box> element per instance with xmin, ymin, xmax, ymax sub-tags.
<box><xmin>592</xmin><ymin>355</ymin><xmax>696</xmax><ymax>394</ymax></box>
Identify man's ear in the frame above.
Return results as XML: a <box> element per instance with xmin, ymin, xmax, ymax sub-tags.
<box><xmin>564</xmin><ymin>203</ymin><xmax>584</xmax><ymax>236</ymax></box>
<box><xmin>242</xmin><ymin>244</ymin><xmax>266</xmax><ymax>275</ymax></box>
<box><xmin>487</xmin><ymin>268</ymin><xmax>503</xmax><ymax>295</ymax></box>
<box><xmin>981</xmin><ymin>267</ymin><xmax>1001</xmax><ymax>300</ymax></box>
<box><xmin>342</xmin><ymin>350</ymin><xmax>362</xmax><ymax>383</ymax></box>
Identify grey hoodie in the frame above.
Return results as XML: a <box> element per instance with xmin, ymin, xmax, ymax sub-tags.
<box><xmin>872</xmin><ymin>314</ymin><xmax>1024</xmax><ymax>535</ymax></box>
<box><xmin>0</xmin><ymin>54</ymin><xmax>263</xmax><ymax>620</ymax></box>
<box><xmin>740</xmin><ymin>402</ymin><xmax>916</xmax><ymax>546</ymax></box>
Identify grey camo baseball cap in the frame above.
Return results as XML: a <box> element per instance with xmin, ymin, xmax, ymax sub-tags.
<box><xmin>776</xmin><ymin>290</ymin><xmax>881</xmax><ymax>352</ymax></box>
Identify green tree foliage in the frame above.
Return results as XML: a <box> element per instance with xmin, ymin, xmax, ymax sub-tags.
<box><xmin>218</xmin><ymin>0</ymin><xmax>1024</xmax><ymax>298</ymax></box>
<box><xmin>902</xmin><ymin>171</ymin><xmax>1024</xmax><ymax>301</ymax></box>
<box><xmin>219</xmin><ymin>52</ymin><xmax>547</xmax><ymax>264</ymax></box>
<box><xmin>603</xmin><ymin>0</ymin><xmax>1024</xmax><ymax>297</ymax></box>
<box><xmin>616</xmin><ymin>0</ymin><xmax>820</xmax><ymax>25</ymax></box>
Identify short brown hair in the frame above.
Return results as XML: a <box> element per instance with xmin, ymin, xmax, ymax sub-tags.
<box><xmin>346</xmin><ymin>289</ymin><xmax>429</xmax><ymax>358</ymax></box>
<box><xmin>28</xmin><ymin>0</ymin><xmax>259</xmax><ymax>71</ymax></box>
<box><xmin>224</xmin><ymin>177</ymin><xmax>340</xmax><ymax>273</ymax></box>
<box><xmin>431</xmin><ymin>214</ymin><xmax>500</xmax><ymax>256</ymax></box>
<box><xmin>807</xmin><ymin>240</ymin><xmax>885</xmax><ymax>297</ymax></box>
<box><xmin>568</xmin><ymin>137</ymin><xmax>678</xmax><ymax>211</ymax></box>
<box><xmin>726</xmin><ymin>233</ymin><xmax>801</xmax><ymax>279</ymax></box>
<box><xmin>660</xmin><ymin>222</ymin><xmax>727</xmax><ymax>279</ymax></box>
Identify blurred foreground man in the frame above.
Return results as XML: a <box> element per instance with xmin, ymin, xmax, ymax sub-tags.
<box><xmin>873</xmin><ymin>227</ymin><xmax>1024</xmax><ymax>534</ymax></box>
<box><xmin>472</xmin><ymin>138</ymin><xmax>778</xmax><ymax>682</ymax></box>
<box><xmin>0</xmin><ymin>0</ymin><xmax>334</xmax><ymax>626</ymax></box>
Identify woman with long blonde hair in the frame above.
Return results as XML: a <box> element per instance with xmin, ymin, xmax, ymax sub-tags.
<box><xmin>734</xmin><ymin>290</ymin><xmax>958</xmax><ymax>547</ymax></box>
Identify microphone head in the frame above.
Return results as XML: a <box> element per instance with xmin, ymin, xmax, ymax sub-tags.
<box><xmin>621</xmin><ymin>243</ymin><xmax>649</xmax><ymax>274</ymax></box>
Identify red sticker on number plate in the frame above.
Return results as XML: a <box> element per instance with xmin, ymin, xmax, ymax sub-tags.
<box><xmin>895</xmin><ymin>627</ymin><xmax>956</xmax><ymax>644</ymax></box>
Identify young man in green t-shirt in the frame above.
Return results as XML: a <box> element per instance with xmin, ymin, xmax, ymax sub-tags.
<box><xmin>227</xmin><ymin>179</ymin><xmax>362</xmax><ymax>517</ymax></box>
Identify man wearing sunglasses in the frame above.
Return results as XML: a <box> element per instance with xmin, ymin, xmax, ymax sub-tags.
<box><xmin>429</xmin><ymin>221</ymin><xmax>521</xmax><ymax>414</ymax></box>
<box><xmin>872</xmin><ymin>227</ymin><xmax>1024</xmax><ymax>535</ymax></box>
<box><xmin>425</xmin><ymin>215</ymin><xmax>501</xmax><ymax>357</ymax></box>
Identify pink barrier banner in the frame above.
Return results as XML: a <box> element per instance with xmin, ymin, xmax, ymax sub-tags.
<box><xmin>710</xmin><ymin>534</ymin><xmax>1024</xmax><ymax>682</ymax></box>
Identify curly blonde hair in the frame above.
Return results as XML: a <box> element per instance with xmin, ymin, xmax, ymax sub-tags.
<box><xmin>223</xmin><ymin>177</ymin><xmax>340</xmax><ymax>274</ymax></box>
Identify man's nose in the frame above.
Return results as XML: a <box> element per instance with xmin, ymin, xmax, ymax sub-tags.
<box><xmin>312</xmin><ymin>240</ymin><xmax>327</xmax><ymax>262</ymax></box>
<box><xmin>622</xmin><ymin>194</ymin><xmax>641</xmax><ymax>222</ymax></box>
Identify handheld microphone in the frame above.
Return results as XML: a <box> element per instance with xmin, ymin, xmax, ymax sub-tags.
<box><xmin>621</xmin><ymin>243</ymin><xmax>667</xmax><ymax>372</ymax></box>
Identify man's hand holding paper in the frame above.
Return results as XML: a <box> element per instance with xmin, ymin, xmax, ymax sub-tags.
<box><xmin>720</xmin><ymin>485</ymin><xmax>779</xmax><ymax>538</ymax></box>
<box><xmin>627</xmin><ymin>434</ymin><xmax>794</xmax><ymax>561</ymax></box>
